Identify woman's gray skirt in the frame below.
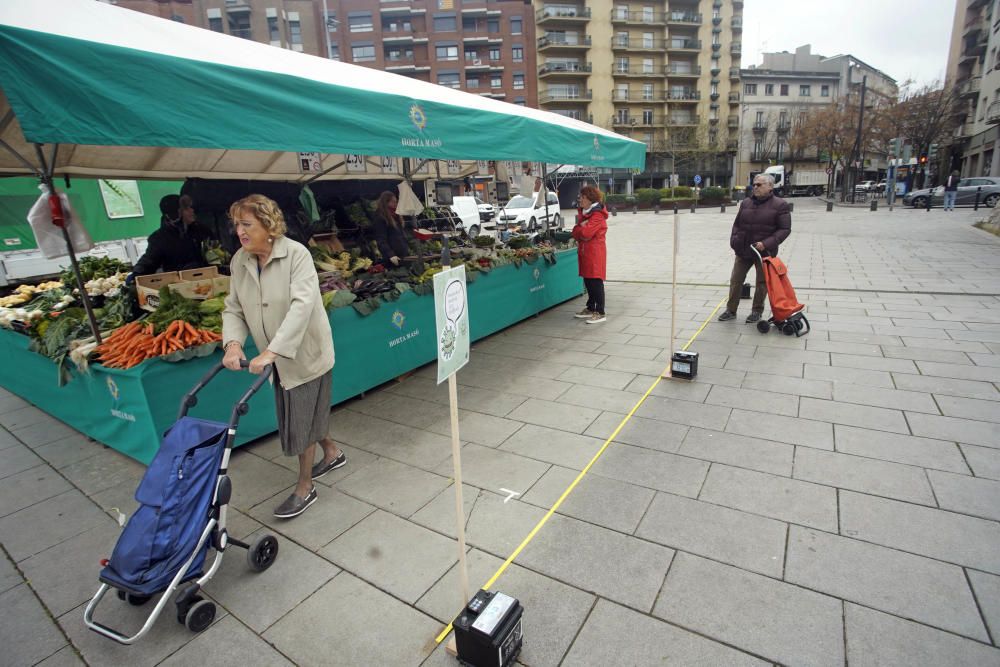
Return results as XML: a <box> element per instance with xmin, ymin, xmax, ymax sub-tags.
<box><xmin>273</xmin><ymin>368</ymin><xmax>332</xmax><ymax>457</ymax></box>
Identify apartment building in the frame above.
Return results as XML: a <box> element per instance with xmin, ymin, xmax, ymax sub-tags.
<box><xmin>946</xmin><ymin>0</ymin><xmax>1000</xmax><ymax>178</ymax></box>
<box><xmin>100</xmin><ymin>0</ymin><xmax>197</xmax><ymax>23</ymax></box>
<box><xmin>737</xmin><ymin>44</ymin><xmax>897</xmax><ymax>189</ymax></box>
<box><xmin>534</xmin><ymin>0</ymin><xmax>744</xmax><ymax>188</ymax></box>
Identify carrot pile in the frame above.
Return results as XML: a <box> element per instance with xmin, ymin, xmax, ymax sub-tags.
<box><xmin>95</xmin><ymin>320</ymin><xmax>222</xmax><ymax>369</ymax></box>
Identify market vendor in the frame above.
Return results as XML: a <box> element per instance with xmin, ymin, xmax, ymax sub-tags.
<box><xmin>131</xmin><ymin>194</ymin><xmax>210</xmax><ymax>276</ymax></box>
<box><xmin>371</xmin><ymin>191</ymin><xmax>412</xmax><ymax>266</ymax></box>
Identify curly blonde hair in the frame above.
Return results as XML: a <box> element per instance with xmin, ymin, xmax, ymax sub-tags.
<box><xmin>228</xmin><ymin>194</ymin><xmax>287</xmax><ymax>238</ymax></box>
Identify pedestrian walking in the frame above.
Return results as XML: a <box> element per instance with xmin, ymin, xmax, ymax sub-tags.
<box><xmin>943</xmin><ymin>171</ymin><xmax>959</xmax><ymax>211</ymax></box>
<box><xmin>572</xmin><ymin>185</ymin><xmax>608</xmax><ymax>324</ymax></box>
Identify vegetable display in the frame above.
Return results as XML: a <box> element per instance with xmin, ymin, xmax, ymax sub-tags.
<box><xmin>94</xmin><ymin>320</ymin><xmax>221</xmax><ymax>369</ymax></box>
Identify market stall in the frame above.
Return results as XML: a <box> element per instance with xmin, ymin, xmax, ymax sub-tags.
<box><xmin>0</xmin><ymin>0</ymin><xmax>644</xmax><ymax>462</ymax></box>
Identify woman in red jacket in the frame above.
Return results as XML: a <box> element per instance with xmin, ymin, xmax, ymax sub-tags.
<box><xmin>572</xmin><ymin>184</ymin><xmax>608</xmax><ymax>324</ymax></box>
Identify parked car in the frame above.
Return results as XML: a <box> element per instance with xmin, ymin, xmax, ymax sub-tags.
<box><xmin>473</xmin><ymin>196</ymin><xmax>495</xmax><ymax>222</ymax></box>
<box><xmin>854</xmin><ymin>180</ymin><xmax>876</xmax><ymax>193</ymax></box>
<box><xmin>496</xmin><ymin>192</ymin><xmax>563</xmax><ymax>231</ymax></box>
<box><xmin>875</xmin><ymin>180</ymin><xmax>888</xmax><ymax>193</ymax></box>
<box><xmin>902</xmin><ymin>177</ymin><xmax>1000</xmax><ymax>208</ymax></box>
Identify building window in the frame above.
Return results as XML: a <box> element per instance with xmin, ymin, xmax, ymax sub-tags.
<box><xmin>348</xmin><ymin>14</ymin><xmax>372</xmax><ymax>32</ymax></box>
<box><xmin>228</xmin><ymin>13</ymin><xmax>251</xmax><ymax>39</ymax></box>
<box><xmin>709</xmin><ymin>130</ymin><xmax>717</xmax><ymax>144</ymax></box>
<box><xmin>491</xmin><ymin>74</ymin><xmax>502</xmax><ymax>87</ymax></box>
<box><xmin>383</xmin><ymin>18</ymin><xmax>411</xmax><ymax>33</ymax></box>
<box><xmin>821</xmin><ymin>85</ymin><xmax>829</xmax><ymax>97</ymax></box>
<box><xmin>512</xmin><ymin>47</ymin><xmax>523</xmax><ymax>62</ymax></box>
<box><xmin>764</xmin><ymin>84</ymin><xmax>773</xmax><ymax>96</ymax></box>
<box><xmin>467</xmin><ymin>78</ymin><xmax>479</xmax><ymax>89</ymax></box>
<box><xmin>434</xmin><ymin>15</ymin><xmax>457</xmax><ymax>32</ymax></box>
<box><xmin>799</xmin><ymin>85</ymin><xmax>811</xmax><ymax>96</ymax></box>
<box><xmin>616</xmin><ymin>57</ymin><xmax>629</xmax><ymax>73</ymax></box>
<box><xmin>511</xmin><ymin>16</ymin><xmax>522</xmax><ymax>34</ymax></box>
<box><xmin>513</xmin><ymin>73</ymin><xmax>525</xmax><ymax>89</ymax></box>
<box><xmin>744</xmin><ymin>83</ymin><xmax>757</xmax><ymax>95</ymax></box>
<box><xmin>208</xmin><ymin>16</ymin><xmax>223</xmax><ymax>32</ymax></box>
<box><xmin>642</xmin><ymin>32</ymin><xmax>654</xmax><ymax>48</ymax></box>
<box><xmin>268</xmin><ymin>16</ymin><xmax>280</xmax><ymax>42</ymax></box>
<box><xmin>438</xmin><ymin>72</ymin><xmax>461</xmax><ymax>88</ymax></box>
<box><xmin>386</xmin><ymin>46</ymin><xmax>413</xmax><ymax>61</ymax></box>
<box><xmin>489</xmin><ymin>46</ymin><xmax>501</xmax><ymax>60</ymax></box>
<box><xmin>436</xmin><ymin>45</ymin><xmax>459</xmax><ymax>60</ymax></box>
<box><xmin>642</xmin><ymin>58</ymin><xmax>653</xmax><ymax>73</ymax></box>
<box><xmin>352</xmin><ymin>45</ymin><xmax>375</xmax><ymax>62</ymax></box>
<box><xmin>643</xmin><ymin>109</ymin><xmax>654</xmax><ymax>124</ymax></box>
<box><xmin>462</xmin><ymin>17</ymin><xmax>478</xmax><ymax>31</ymax></box>
<box><xmin>329</xmin><ymin>44</ymin><xmax>339</xmax><ymax>60</ymax></box>
<box><xmin>289</xmin><ymin>19</ymin><xmax>302</xmax><ymax>47</ymax></box>
<box><xmin>325</xmin><ymin>11</ymin><xmax>337</xmax><ymax>32</ymax></box>
<box><xmin>780</xmin><ymin>84</ymin><xmax>789</xmax><ymax>96</ymax></box>
<box><xmin>487</xmin><ymin>18</ymin><xmax>500</xmax><ymax>33</ymax></box>
<box><xmin>755</xmin><ymin>111</ymin><xmax>764</xmax><ymax>124</ymax></box>
<box><xmin>642</xmin><ymin>83</ymin><xmax>653</xmax><ymax>100</ymax></box>
<box><xmin>515</xmin><ymin>97</ymin><xmax>526</xmax><ymax>106</ymax></box>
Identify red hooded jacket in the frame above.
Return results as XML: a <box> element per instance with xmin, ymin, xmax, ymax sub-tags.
<box><xmin>572</xmin><ymin>202</ymin><xmax>608</xmax><ymax>280</ymax></box>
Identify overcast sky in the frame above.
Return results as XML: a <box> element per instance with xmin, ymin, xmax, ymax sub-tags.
<box><xmin>742</xmin><ymin>0</ymin><xmax>956</xmax><ymax>92</ymax></box>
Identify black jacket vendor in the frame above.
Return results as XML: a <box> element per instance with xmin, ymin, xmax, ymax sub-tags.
<box><xmin>131</xmin><ymin>194</ymin><xmax>211</xmax><ymax>276</ymax></box>
<box><xmin>371</xmin><ymin>191</ymin><xmax>415</xmax><ymax>265</ymax></box>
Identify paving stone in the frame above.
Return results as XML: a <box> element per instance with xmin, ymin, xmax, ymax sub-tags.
<box><xmin>634</xmin><ymin>395</ymin><xmax>732</xmax><ymax>430</ymax></box>
<box><xmin>830</xmin><ymin>383</ymin><xmax>940</xmax><ymax>413</ymax></box>
<box><xmin>18</xmin><ymin>521</ymin><xmax>122</xmax><ymax>617</ymax></box>
<box><xmin>724</xmin><ymin>356</ymin><xmax>805</xmax><ymax>378</ymax></box>
<box><xmin>566</xmin><ymin>598</ymin><xmax>768</xmax><ymax>667</ymax></box>
<box><xmin>331</xmin><ymin>412</ymin><xmax>456</xmax><ymax>470</ymax></box>
<box><xmin>226</xmin><ymin>450</ymin><xmax>303</xmax><ymax>512</ymax></box>
<box><xmin>699</xmin><ymin>465</ymin><xmax>838</xmax><ymax>531</ymax></box>
<box><xmin>0</xmin><ymin>462</ymin><xmax>72</xmax><ymax>519</ymax></box>
<box><xmin>785</xmin><ymin>526</ymin><xmax>988</xmax><ymax>641</ymax></box>
<box><xmin>521</xmin><ymin>465</ymin><xmax>655</xmax><ymax>534</ymax></box>
<box><xmin>248</xmin><ymin>486</ymin><xmax>375</xmax><ymax>551</ymax></box>
<box><xmin>893</xmin><ymin>373</ymin><xmax>1000</xmax><ymax>401</ymax></box>
<box><xmin>419</xmin><ymin>549</ymin><xmax>595</xmax><ymax>667</ymax></box>
<box><xmin>803</xmin><ymin>363</ymin><xmax>894</xmax><ymax>387</ymax></box>
<box><xmin>739</xmin><ymin>372</ymin><xmax>833</xmax><ymax>399</ymax></box>
<box><xmin>556</xmin><ymin>383</ymin><xmax>646</xmax><ymax>414</ymax></box>
<box><xmin>593</xmin><ymin>341</ymin><xmax>663</xmax><ymax>360</ymax></box>
<box><xmin>36</xmin><ymin>646</ymin><xmax>85</xmax><ymax>667</ymax></box>
<box><xmin>0</xmin><ymin>393</ymin><xmax>29</xmax><ymax>415</ymax></box>
<box><xmin>936</xmin><ymin>394</ymin><xmax>1000</xmax><ymax>424</ymax></box>
<box><xmin>465</xmin><ymin>492</ymin><xmax>548</xmax><ymax>558</ymax></box>
<box><xmin>556</xmin><ymin>365</ymin><xmax>636</xmax><ymax>390</ymax></box>
<box><xmin>0</xmin><ymin>549</ymin><xmax>20</xmax><ymax>595</ymax></box>
<box><xmin>0</xmin><ymin>489</ymin><xmax>110</xmax><ymax>562</ymax></box>
<box><xmin>679</xmin><ymin>427</ymin><xmax>793</xmax><ymax>476</ymax></box>
<box><xmin>598</xmin><ymin>355</ymin><xmax>674</xmax><ymax>376</ymax></box>
<box><xmin>591</xmin><ymin>442</ymin><xmax>709</xmax><ymax>497</ymax></box>
<box><xmin>1</xmin><ymin>584</ymin><xmax>68</xmax><ymax>667</ymax></box>
<box><xmin>506</xmin><ymin>398</ymin><xmax>601</xmax><ymax>433</ymax></box>
<box><xmin>653</xmin><ymin>553</ymin><xmax>844</xmax><ymax>667</ymax></box>
<box><xmin>635</xmin><ymin>375</ymin><xmax>715</xmax><ymax>401</ymax></box>
<box><xmin>461</xmin><ymin>371</ymin><xmax>574</xmax><ymax>402</ymax></box>
<box><xmin>0</xmin><ymin>442</ymin><xmax>43</xmax><ymax>480</ymax></box>
<box><xmin>205</xmin><ymin>525</ymin><xmax>339</xmax><ymax>634</ymax></box>
<box><xmin>407</xmin><ymin>482</ymin><xmax>478</xmax><ymax>540</ymax></box>
<box><xmin>499</xmin><ymin>423</ymin><xmax>606</xmax><ymax>469</ymax></box>
<box><xmin>882</xmin><ymin>346</ymin><xmax>976</xmax><ymax>363</ymax></box>
<box><xmin>387</xmin><ymin>377</ymin><xmax>528</xmax><ymax>418</ymax></box>
<box><xmin>805</xmin><ymin>339</ymin><xmax>884</xmax><ymax>356</ymax></box>
<box><xmin>725</xmin><ymin>409</ymin><xmax>834</xmax><ymax>450</ymax></box>
<box><xmin>799</xmin><ymin>397</ymin><xmax>909</xmax><ymax>433</ymax></box>
<box><xmin>33</xmin><ymin>433</ymin><xmax>104</xmax><ymax>469</ymax></box>
<box><xmin>58</xmin><ymin>446</ymin><xmax>145</xmax><ymax>498</ymax></box>
<box><xmin>519</xmin><ymin>512</ymin><xmax>674</xmax><ymax>611</ymax></box>
<box><xmin>845</xmin><ymin>603</ymin><xmax>1000</xmax><ymax>667</ymax></box>
<box><xmin>0</xmin><ymin>426</ymin><xmax>17</xmax><ymax>451</ymax></box>
<box><xmin>968</xmin><ymin>570</ymin><xmax>1000</xmax><ymax>645</ymax></box>
<box><xmin>834</xmin><ymin>425</ymin><xmax>969</xmax><ymax>474</ymax></box>
<box><xmin>928</xmin><ymin>470</ymin><xmax>1000</xmax><ymax>522</ymax></box>
<box><xmin>8</xmin><ymin>418</ymin><xmax>79</xmax><ymax>449</ymax></box>
<box><xmin>270</xmin><ymin>443</ymin><xmax>380</xmax><ymax>488</ymax></box>
<box><xmin>840</xmin><ymin>490</ymin><xmax>1000</xmax><ymax>574</ymax></box>
<box><xmin>583</xmin><ymin>411</ymin><xmax>688</xmax><ymax>453</ymax></box>
<box><xmin>159</xmin><ymin>615</ymin><xmax>293</xmax><ymax>667</ymax></box>
<box><xmin>433</xmin><ymin>442</ymin><xmax>550</xmax><ymax>501</ymax></box>
<box><xmin>907</xmin><ymin>412</ymin><xmax>1000</xmax><ymax>449</ymax></box>
<box><xmin>795</xmin><ymin>448</ymin><xmax>936</xmax><ymax>504</ymax></box>
<box><xmin>703</xmin><ymin>384</ymin><xmax>799</xmax><ymax>417</ymax></box>
<box><xmin>263</xmin><ymin>573</ymin><xmax>439</xmax><ymax>666</ymax></box>
<box><xmin>336</xmin><ymin>458</ymin><xmax>451</xmax><ymax>518</ymax></box>
<box><xmin>968</xmin><ymin>351</ymin><xmax>1000</xmax><ymax>367</ymax></box>
<box><xmin>0</xmin><ymin>405</ymin><xmax>55</xmax><ymax>432</ymax></box>
<box><xmin>831</xmin><ymin>352</ymin><xmax>920</xmax><ymax>373</ymax></box>
<box><xmin>961</xmin><ymin>444</ymin><xmax>1000</xmax><ymax>480</ymax></box>
<box><xmin>350</xmin><ymin>393</ymin><xmax>449</xmax><ymax>430</ymax></box>
<box><xmin>321</xmin><ymin>510</ymin><xmax>457</xmax><ymax>604</ymax></box>
<box><xmin>918</xmin><ymin>360</ymin><xmax>1000</xmax><ymax>383</ymax></box>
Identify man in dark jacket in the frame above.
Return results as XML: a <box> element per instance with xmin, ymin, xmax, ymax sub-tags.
<box><xmin>131</xmin><ymin>194</ymin><xmax>210</xmax><ymax>276</ymax></box>
<box><xmin>718</xmin><ymin>174</ymin><xmax>791</xmax><ymax>323</ymax></box>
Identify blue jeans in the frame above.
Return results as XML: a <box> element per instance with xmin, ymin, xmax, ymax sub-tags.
<box><xmin>943</xmin><ymin>191</ymin><xmax>957</xmax><ymax>210</ymax></box>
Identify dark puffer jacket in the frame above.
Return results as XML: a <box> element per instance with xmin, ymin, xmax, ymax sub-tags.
<box><xmin>729</xmin><ymin>193</ymin><xmax>791</xmax><ymax>260</ymax></box>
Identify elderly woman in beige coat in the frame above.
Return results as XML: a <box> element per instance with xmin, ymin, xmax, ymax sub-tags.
<box><xmin>222</xmin><ymin>194</ymin><xmax>346</xmax><ymax>519</ymax></box>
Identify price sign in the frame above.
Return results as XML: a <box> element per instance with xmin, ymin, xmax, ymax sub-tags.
<box><xmin>344</xmin><ymin>154</ymin><xmax>366</xmax><ymax>173</ymax></box>
<box><xmin>297</xmin><ymin>152</ymin><xmax>322</xmax><ymax>174</ymax></box>
<box><xmin>379</xmin><ymin>156</ymin><xmax>397</xmax><ymax>173</ymax></box>
<box><xmin>447</xmin><ymin>160</ymin><xmax>462</xmax><ymax>174</ymax></box>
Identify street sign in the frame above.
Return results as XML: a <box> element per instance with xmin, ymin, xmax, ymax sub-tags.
<box><xmin>825</xmin><ymin>167</ymin><xmax>832</xmax><ymax>175</ymax></box>
<box><xmin>693</xmin><ymin>174</ymin><xmax>702</xmax><ymax>185</ymax></box>
<box><xmin>434</xmin><ymin>265</ymin><xmax>470</xmax><ymax>384</ymax></box>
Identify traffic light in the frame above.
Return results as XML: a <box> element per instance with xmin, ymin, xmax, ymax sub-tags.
<box><xmin>919</xmin><ymin>154</ymin><xmax>928</xmax><ymax>165</ymax></box>
<box><xmin>888</xmin><ymin>138</ymin><xmax>900</xmax><ymax>158</ymax></box>
<box><xmin>928</xmin><ymin>143</ymin><xmax>939</xmax><ymax>161</ymax></box>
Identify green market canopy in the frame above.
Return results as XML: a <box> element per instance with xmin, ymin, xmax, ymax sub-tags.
<box><xmin>0</xmin><ymin>0</ymin><xmax>645</xmax><ymax>181</ymax></box>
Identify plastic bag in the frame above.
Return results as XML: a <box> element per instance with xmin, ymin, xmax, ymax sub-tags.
<box><xmin>396</xmin><ymin>180</ymin><xmax>425</xmax><ymax>217</ymax></box>
<box><xmin>27</xmin><ymin>186</ymin><xmax>93</xmax><ymax>259</ymax></box>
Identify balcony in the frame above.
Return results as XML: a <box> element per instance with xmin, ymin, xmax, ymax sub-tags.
<box><xmin>731</xmin><ymin>43</ymin><xmax>742</xmax><ymax>55</ymax></box>
<box><xmin>536</xmin><ymin>6</ymin><xmax>591</xmax><ymax>26</ymax></box>
<box><xmin>959</xmin><ymin>76</ymin><xmax>981</xmax><ymax>98</ymax></box>
<box><xmin>611</xmin><ymin>10</ymin><xmax>666</xmax><ymax>26</ymax></box>
<box><xmin>538</xmin><ymin>34</ymin><xmax>591</xmax><ymax>50</ymax></box>
<box><xmin>539</xmin><ymin>89</ymin><xmax>592</xmax><ymax>104</ymax></box>
<box><xmin>539</xmin><ymin>62</ymin><xmax>592</xmax><ymax>77</ymax></box>
<box><xmin>728</xmin><ymin>91</ymin><xmax>740</xmax><ymax>103</ymax></box>
<box><xmin>666</xmin><ymin>12</ymin><xmax>701</xmax><ymax>26</ymax></box>
<box><xmin>666</xmin><ymin>39</ymin><xmax>701</xmax><ymax>52</ymax></box>
<box><xmin>726</xmin><ymin>139</ymin><xmax>739</xmax><ymax>151</ymax></box>
<box><xmin>613</xmin><ymin>67</ymin><xmax>665</xmax><ymax>78</ymax></box>
<box><xmin>666</xmin><ymin>90</ymin><xmax>700</xmax><ymax>102</ymax></box>
<box><xmin>613</xmin><ymin>116</ymin><xmax>666</xmax><ymax>128</ymax></box>
<box><xmin>963</xmin><ymin>13</ymin><xmax>984</xmax><ymax>37</ymax></box>
<box><xmin>224</xmin><ymin>0</ymin><xmax>251</xmax><ymax>13</ymax></box>
<box><xmin>666</xmin><ymin>64</ymin><xmax>701</xmax><ymax>77</ymax></box>
<box><xmin>776</xmin><ymin>121</ymin><xmax>792</xmax><ymax>133</ymax></box>
<box><xmin>750</xmin><ymin>152</ymin><xmax>772</xmax><ymax>162</ymax></box>
<box><xmin>727</xmin><ymin>115</ymin><xmax>739</xmax><ymax>128</ymax></box>
<box><xmin>465</xmin><ymin>60</ymin><xmax>491</xmax><ymax>72</ymax></box>
<box><xmin>988</xmin><ymin>100</ymin><xmax>1000</xmax><ymax>125</ymax></box>
<box><xmin>752</xmin><ymin>121</ymin><xmax>767</xmax><ymax>133</ymax></box>
<box><xmin>731</xmin><ymin>16</ymin><xmax>742</xmax><ymax>30</ymax></box>
<box><xmin>668</xmin><ymin>115</ymin><xmax>700</xmax><ymax>127</ymax></box>
<box><xmin>613</xmin><ymin>37</ymin><xmax>666</xmax><ymax>52</ymax></box>
<box><xmin>729</xmin><ymin>66</ymin><xmax>741</xmax><ymax>79</ymax></box>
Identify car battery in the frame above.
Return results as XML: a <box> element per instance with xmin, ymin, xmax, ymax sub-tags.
<box><xmin>453</xmin><ymin>589</ymin><xmax>523</xmax><ymax>667</ymax></box>
<box><xmin>741</xmin><ymin>282</ymin><xmax>751</xmax><ymax>299</ymax></box>
<box><xmin>670</xmin><ymin>351</ymin><xmax>699</xmax><ymax>380</ymax></box>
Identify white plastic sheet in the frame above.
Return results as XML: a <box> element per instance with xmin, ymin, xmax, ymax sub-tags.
<box><xmin>27</xmin><ymin>186</ymin><xmax>93</xmax><ymax>259</ymax></box>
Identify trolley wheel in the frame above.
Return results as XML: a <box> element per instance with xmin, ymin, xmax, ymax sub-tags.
<box><xmin>247</xmin><ymin>534</ymin><xmax>279</xmax><ymax>572</ymax></box>
<box><xmin>781</xmin><ymin>322</ymin><xmax>796</xmax><ymax>336</ymax></box>
<box><xmin>116</xmin><ymin>590</ymin><xmax>152</xmax><ymax>606</ymax></box>
<box><xmin>177</xmin><ymin>594</ymin><xmax>203</xmax><ymax>624</ymax></box>
<box><xmin>756</xmin><ymin>320</ymin><xmax>770</xmax><ymax>334</ymax></box>
<box><xmin>184</xmin><ymin>599</ymin><xmax>216</xmax><ymax>633</ymax></box>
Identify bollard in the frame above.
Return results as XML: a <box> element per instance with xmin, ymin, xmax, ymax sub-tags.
<box><xmin>826</xmin><ymin>200</ymin><xmax>833</xmax><ymax>212</ymax></box>
<box><xmin>788</xmin><ymin>202</ymin><xmax>794</xmax><ymax>213</ymax></box>
<box><xmin>975</xmin><ymin>186</ymin><xmax>982</xmax><ymax>211</ymax></box>
<box><xmin>610</xmin><ymin>206</ymin><xmax>617</xmax><ymax>216</ymax></box>
<box><xmin>673</xmin><ymin>202</ymin><xmax>678</xmax><ymax>214</ymax></box>
<box><xmin>870</xmin><ymin>199</ymin><xmax>877</xmax><ymax>211</ymax></box>
<box><xmin>720</xmin><ymin>204</ymin><xmax>726</xmax><ymax>213</ymax></box>
<box><xmin>926</xmin><ymin>192</ymin><xmax>932</xmax><ymax>212</ymax></box>
<box><xmin>690</xmin><ymin>203</ymin><xmax>696</xmax><ymax>213</ymax></box>
<box><xmin>632</xmin><ymin>204</ymin><xmax>638</xmax><ymax>214</ymax></box>
<box><xmin>654</xmin><ymin>204</ymin><xmax>660</xmax><ymax>214</ymax></box>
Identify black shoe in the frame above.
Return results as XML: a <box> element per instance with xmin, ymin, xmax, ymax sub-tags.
<box><xmin>746</xmin><ymin>312</ymin><xmax>763</xmax><ymax>324</ymax></box>
<box><xmin>311</xmin><ymin>452</ymin><xmax>347</xmax><ymax>480</ymax></box>
<box><xmin>718</xmin><ymin>311</ymin><xmax>737</xmax><ymax>321</ymax></box>
<box><xmin>273</xmin><ymin>487</ymin><xmax>317</xmax><ymax>519</ymax></box>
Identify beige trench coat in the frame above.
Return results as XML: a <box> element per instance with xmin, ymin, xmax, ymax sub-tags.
<box><xmin>222</xmin><ymin>236</ymin><xmax>334</xmax><ymax>390</ymax></box>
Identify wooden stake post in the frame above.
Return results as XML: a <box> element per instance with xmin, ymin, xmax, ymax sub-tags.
<box><xmin>662</xmin><ymin>209</ymin><xmax>679</xmax><ymax>378</ymax></box>
<box><xmin>448</xmin><ymin>373</ymin><xmax>471</xmax><ymax>606</ymax></box>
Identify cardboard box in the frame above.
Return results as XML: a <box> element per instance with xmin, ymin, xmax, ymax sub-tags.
<box><xmin>169</xmin><ymin>266</ymin><xmax>228</xmax><ymax>301</ymax></box>
<box><xmin>135</xmin><ymin>271</ymin><xmax>181</xmax><ymax>311</ymax></box>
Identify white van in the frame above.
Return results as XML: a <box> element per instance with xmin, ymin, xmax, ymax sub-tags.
<box><xmin>450</xmin><ymin>196</ymin><xmax>487</xmax><ymax>238</ymax></box>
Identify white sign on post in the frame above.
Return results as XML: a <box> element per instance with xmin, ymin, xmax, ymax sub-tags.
<box><xmin>297</xmin><ymin>152</ymin><xmax>322</xmax><ymax>173</ymax></box>
<box><xmin>434</xmin><ymin>265</ymin><xmax>470</xmax><ymax>384</ymax></box>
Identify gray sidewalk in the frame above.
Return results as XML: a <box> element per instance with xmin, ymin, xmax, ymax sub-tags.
<box><xmin>2</xmin><ymin>198</ymin><xmax>1000</xmax><ymax>666</ymax></box>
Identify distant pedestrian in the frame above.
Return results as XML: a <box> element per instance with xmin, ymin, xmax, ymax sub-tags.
<box><xmin>718</xmin><ymin>174</ymin><xmax>791</xmax><ymax>323</ymax></box>
<box><xmin>572</xmin><ymin>185</ymin><xmax>608</xmax><ymax>324</ymax></box>
<box><xmin>943</xmin><ymin>170</ymin><xmax>959</xmax><ymax>211</ymax></box>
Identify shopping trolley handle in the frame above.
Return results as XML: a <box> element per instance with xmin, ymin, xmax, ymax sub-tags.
<box><xmin>749</xmin><ymin>243</ymin><xmax>771</xmax><ymax>262</ymax></box>
<box><xmin>178</xmin><ymin>359</ymin><xmax>273</xmax><ymax>421</ymax></box>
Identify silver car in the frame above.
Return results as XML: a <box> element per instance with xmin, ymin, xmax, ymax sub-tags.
<box><xmin>903</xmin><ymin>176</ymin><xmax>1000</xmax><ymax>208</ymax></box>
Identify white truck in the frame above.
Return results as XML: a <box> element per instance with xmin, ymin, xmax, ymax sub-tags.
<box><xmin>764</xmin><ymin>165</ymin><xmax>827</xmax><ymax>197</ymax></box>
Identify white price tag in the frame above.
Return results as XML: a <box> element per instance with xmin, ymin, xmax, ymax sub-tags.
<box><xmin>344</xmin><ymin>154</ymin><xmax>367</xmax><ymax>173</ymax></box>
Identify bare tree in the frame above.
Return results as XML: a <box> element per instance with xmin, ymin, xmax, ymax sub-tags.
<box><xmin>880</xmin><ymin>81</ymin><xmax>960</xmax><ymax>187</ymax></box>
